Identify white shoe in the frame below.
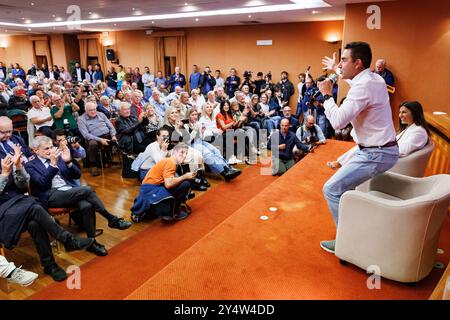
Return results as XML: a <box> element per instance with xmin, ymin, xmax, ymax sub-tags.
<box><xmin>227</xmin><ymin>155</ymin><xmax>237</xmax><ymax>165</ymax></box>
<box><xmin>7</xmin><ymin>266</ymin><xmax>39</xmax><ymax>287</ymax></box>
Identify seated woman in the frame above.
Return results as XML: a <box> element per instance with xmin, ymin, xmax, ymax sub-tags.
<box><xmin>143</xmin><ymin>103</ymin><xmax>163</xmax><ymax>143</ymax></box>
<box><xmin>230</xmin><ymin>100</ymin><xmax>258</xmax><ymax>164</ymax></box>
<box><xmin>112</xmin><ymin>90</ymin><xmax>125</xmax><ymax>110</ymax></box>
<box><xmin>115</xmin><ymin>102</ymin><xmax>151</xmax><ymax>178</ymax></box>
<box><xmin>131</xmin><ymin>143</ymin><xmax>195</xmax><ymax>222</ymax></box>
<box><xmin>258</xmin><ymin>92</ymin><xmax>278</xmax><ymax>133</ymax></box>
<box><xmin>216</xmin><ymin>100</ymin><xmax>239</xmax><ymax>163</ymax></box>
<box><xmin>97</xmin><ymin>96</ymin><xmax>118</xmax><ymax>119</ymax></box>
<box><xmin>327</xmin><ymin>100</ymin><xmax>430</xmax><ymax>169</ymax></box>
<box><xmin>184</xmin><ymin>107</ymin><xmax>241</xmax><ymax>182</ymax></box>
<box><xmin>198</xmin><ymin>101</ymin><xmax>223</xmax><ymax>143</ymax></box>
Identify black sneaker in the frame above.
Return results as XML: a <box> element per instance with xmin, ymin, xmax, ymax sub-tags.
<box><xmin>44</xmin><ymin>263</ymin><xmax>67</xmax><ymax>282</ymax></box>
<box><xmin>87</xmin><ymin>241</ymin><xmax>108</xmax><ymax>256</ymax></box>
<box><xmin>108</xmin><ymin>217</ymin><xmax>132</xmax><ymax>230</ymax></box>
<box><xmin>63</xmin><ymin>235</ymin><xmax>95</xmax><ymax>252</ymax></box>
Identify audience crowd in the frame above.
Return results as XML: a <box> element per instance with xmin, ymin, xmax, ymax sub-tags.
<box><xmin>0</xmin><ymin>58</ymin><xmax>406</xmax><ymax>286</ymax></box>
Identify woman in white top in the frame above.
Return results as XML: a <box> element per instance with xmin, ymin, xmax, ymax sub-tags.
<box><xmin>328</xmin><ymin>100</ymin><xmax>430</xmax><ymax>169</ymax></box>
<box><xmin>198</xmin><ymin>102</ymin><xmax>223</xmax><ymax>141</ymax></box>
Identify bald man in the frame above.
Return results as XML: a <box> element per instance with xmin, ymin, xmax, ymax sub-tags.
<box><xmin>268</xmin><ymin>118</ymin><xmax>309</xmax><ymax>176</ymax></box>
<box><xmin>374</xmin><ymin>59</ymin><xmax>395</xmax><ymax>87</ymax></box>
<box><xmin>0</xmin><ymin>116</ymin><xmax>33</xmax><ymax>160</ymax></box>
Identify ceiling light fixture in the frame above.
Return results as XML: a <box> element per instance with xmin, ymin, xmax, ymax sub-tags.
<box><xmin>1</xmin><ymin>1</ymin><xmax>329</xmax><ymax>29</ymax></box>
<box><xmin>25</xmin><ymin>20</ymin><xmax>32</xmax><ymax>24</ymax></box>
<box><xmin>30</xmin><ymin>2</ymin><xmax>35</xmax><ymax>5</ymax></box>
<box><xmin>312</xmin><ymin>10</ymin><xmax>319</xmax><ymax>14</ymax></box>
<box><xmin>195</xmin><ymin>18</ymin><xmax>199</xmax><ymax>21</ymax></box>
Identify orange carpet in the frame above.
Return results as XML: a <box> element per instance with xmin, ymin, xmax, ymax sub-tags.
<box><xmin>126</xmin><ymin>140</ymin><xmax>450</xmax><ymax>300</ymax></box>
<box><xmin>30</xmin><ymin>162</ymin><xmax>276</xmax><ymax>300</ymax></box>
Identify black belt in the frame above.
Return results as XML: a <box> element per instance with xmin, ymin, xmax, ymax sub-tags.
<box><xmin>358</xmin><ymin>140</ymin><xmax>398</xmax><ymax>150</ymax></box>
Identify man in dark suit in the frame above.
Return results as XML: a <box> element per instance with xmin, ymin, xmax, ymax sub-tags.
<box><xmin>25</xmin><ymin>136</ymin><xmax>132</xmax><ymax>257</ymax></box>
<box><xmin>168</xmin><ymin>66</ymin><xmax>186</xmax><ymax>92</ymax></box>
<box><xmin>72</xmin><ymin>62</ymin><xmax>86</xmax><ymax>82</ymax></box>
<box><xmin>0</xmin><ymin>143</ymin><xmax>94</xmax><ymax>282</ymax></box>
<box><xmin>0</xmin><ymin>116</ymin><xmax>33</xmax><ymax>160</ymax></box>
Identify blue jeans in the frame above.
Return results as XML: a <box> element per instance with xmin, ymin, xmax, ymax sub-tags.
<box><xmin>192</xmin><ymin>140</ymin><xmax>226</xmax><ymax>174</ymax></box>
<box><xmin>317</xmin><ymin>114</ymin><xmax>328</xmax><ymax>138</ymax></box>
<box><xmin>144</xmin><ymin>87</ymin><xmax>152</xmax><ymax>101</ymax></box>
<box><xmin>322</xmin><ymin>145</ymin><xmax>399</xmax><ymax>226</ymax></box>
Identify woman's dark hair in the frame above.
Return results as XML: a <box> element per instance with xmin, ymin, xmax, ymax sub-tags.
<box><xmin>219</xmin><ymin>100</ymin><xmax>233</xmax><ymax>117</ymax></box>
<box><xmin>115</xmin><ymin>90</ymin><xmax>124</xmax><ymax>100</ymax></box>
<box><xmin>398</xmin><ymin>101</ymin><xmax>430</xmax><ymax>135</ymax></box>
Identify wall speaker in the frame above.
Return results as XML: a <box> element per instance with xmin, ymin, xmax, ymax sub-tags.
<box><xmin>106</xmin><ymin>49</ymin><xmax>115</xmax><ymax>61</ymax></box>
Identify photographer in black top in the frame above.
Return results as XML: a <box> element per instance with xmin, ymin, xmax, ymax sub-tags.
<box><xmin>240</xmin><ymin>70</ymin><xmax>256</xmax><ymax>94</ymax></box>
<box><xmin>199</xmin><ymin>66</ymin><xmax>216</xmax><ymax>96</ymax></box>
<box><xmin>279</xmin><ymin>71</ymin><xmax>295</xmax><ymax>107</ymax></box>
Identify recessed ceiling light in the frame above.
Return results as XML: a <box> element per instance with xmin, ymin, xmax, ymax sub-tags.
<box><xmin>15</xmin><ymin>2</ymin><xmax>330</xmax><ymax>29</ymax></box>
<box><xmin>27</xmin><ymin>28</ymin><xmax>32</xmax><ymax>31</ymax></box>
<box><xmin>25</xmin><ymin>19</ymin><xmax>32</xmax><ymax>24</ymax></box>
<box><xmin>185</xmin><ymin>2</ymin><xmax>188</xmax><ymax>5</ymax></box>
<box><xmin>312</xmin><ymin>10</ymin><xmax>319</xmax><ymax>14</ymax></box>
<box><xmin>30</xmin><ymin>2</ymin><xmax>35</xmax><ymax>5</ymax></box>
<box><xmin>113</xmin><ymin>23</ymin><xmax>117</xmax><ymax>26</ymax></box>
<box><xmin>195</xmin><ymin>18</ymin><xmax>199</xmax><ymax>21</ymax></box>
<box><xmin>55</xmin><ymin>17</ymin><xmax>63</xmax><ymax>22</ymax></box>
<box><xmin>248</xmin><ymin>15</ymin><xmax>252</xmax><ymax>18</ymax></box>
<box><xmin>132</xmin><ymin>8</ymin><xmax>135</xmax><ymax>11</ymax></box>
<box><xmin>52</xmin><ymin>14</ymin><xmax>56</xmax><ymax>18</ymax></box>
<box><xmin>151</xmin><ymin>21</ymin><xmax>155</xmax><ymax>24</ymax></box>
<box><xmin>21</xmin><ymin>17</ymin><xmax>25</xmax><ymax>20</ymax></box>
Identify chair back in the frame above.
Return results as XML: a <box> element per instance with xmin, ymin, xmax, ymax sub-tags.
<box><xmin>390</xmin><ymin>140</ymin><xmax>435</xmax><ymax>177</ymax></box>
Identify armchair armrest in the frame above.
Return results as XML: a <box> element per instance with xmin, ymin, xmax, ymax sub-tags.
<box><xmin>335</xmin><ymin>190</ymin><xmax>436</xmax><ymax>282</ymax></box>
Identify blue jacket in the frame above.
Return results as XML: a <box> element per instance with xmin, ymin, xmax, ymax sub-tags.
<box><xmin>168</xmin><ymin>73</ymin><xmax>186</xmax><ymax>92</ymax></box>
<box><xmin>25</xmin><ymin>157</ymin><xmax>81</xmax><ymax>208</ymax></box>
<box><xmin>189</xmin><ymin>72</ymin><xmax>201</xmax><ymax>90</ymax></box>
<box><xmin>131</xmin><ymin>184</ymin><xmax>174</xmax><ymax>216</ymax></box>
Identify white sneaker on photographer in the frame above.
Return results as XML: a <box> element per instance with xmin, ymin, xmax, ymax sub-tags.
<box><xmin>7</xmin><ymin>266</ymin><xmax>38</xmax><ymax>287</ymax></box>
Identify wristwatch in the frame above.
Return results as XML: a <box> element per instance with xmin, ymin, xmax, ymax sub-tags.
<box><xmin>323</xmin><ymin>94</ymin><xmax>332</xmax><ymax>101</ymax></box>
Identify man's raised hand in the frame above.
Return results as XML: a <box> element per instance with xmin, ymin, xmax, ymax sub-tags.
<box><xmin>322</xmin><ymin>52</ymin><xmax>337</xmax><ymax>72</ymax></box>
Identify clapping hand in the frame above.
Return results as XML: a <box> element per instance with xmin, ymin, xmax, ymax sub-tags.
<box><xmin>60</xmin><ymin>143</ymin><xmax>72</xmax><ymax>163</ymax></box>
<box><xmin>322</xmin><ymin>52</ymin><xmax>337</xmax><ymax>72</ymax></box>
<box><xmin>12</xmin><ymin>144</ymin><xmax>23</xmax><ymax>169</ymax></box>
<box><xmin>1</xmin><ymin>155</ymin><xmax>13</xmax><ymax>177</ymax></box>
<box><xmin>49</xmin><ymin>147</ymin><xmax>61</xmax><ymax>166</ymax></box>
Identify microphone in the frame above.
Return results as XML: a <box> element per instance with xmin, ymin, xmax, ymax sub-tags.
<box><xmin>313</xmin><ymin>73</ymin><xmax>338</xmax><ymax>98</ymax></box>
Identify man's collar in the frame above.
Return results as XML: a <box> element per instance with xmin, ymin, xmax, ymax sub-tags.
<box><xmin>351</xmin><ymin>68</ymin><xmax>370</xmax><ymax>83</ymax></box>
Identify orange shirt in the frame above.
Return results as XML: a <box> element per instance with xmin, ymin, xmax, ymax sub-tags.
<box><xmin>142</xmin><ymin>157</ymin><xmax>177</xmax><ymax>185</ymax></box>
<box><xmin>216</xmin><ymin>112</ymin><xmax>233</xmax><ymax>130</ymax></box>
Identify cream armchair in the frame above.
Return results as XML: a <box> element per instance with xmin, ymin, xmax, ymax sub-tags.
<box><xmin>390</xmin><ymin>140</ymin><xmax>435</xmax><ymax>177</ymax></box>
<box><xmin>356</xmin><ymin>141</ymin><xmax>435</xmax><ymax>192</ymax></box>
<box><xmin>335</xmin><ymin>171</ymin><xmax>450</xmax><ymax>283</ymax></box>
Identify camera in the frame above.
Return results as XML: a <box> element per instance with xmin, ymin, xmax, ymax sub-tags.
<box><xmin>243</xmin><ymin>70</ymin><xmax>252</xmax><ymax>80</ymax></box>
<box><xmin>66</xmin><ymin>136</ymin><xmax>80</xmax><ymax>144</ymax></box>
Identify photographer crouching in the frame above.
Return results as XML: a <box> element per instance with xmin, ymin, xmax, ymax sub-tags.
<box><xmin>131</xmin><ymin>143</ymin><xmax>194</xmax><ymax>222</ymax></box>
<box><xmin>294</xmin><ymin>115</ymin><xmax>326</xmax><ymax>162</ymax></box>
